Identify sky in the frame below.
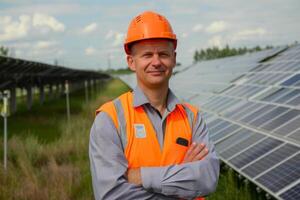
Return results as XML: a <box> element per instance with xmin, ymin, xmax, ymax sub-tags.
<box><xmin>0</xmin><ymin>0</ymin><xmax>299</xmax><ymax>71</ymax></box>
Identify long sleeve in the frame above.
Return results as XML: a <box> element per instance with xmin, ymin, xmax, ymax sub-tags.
<box><xmin>89</xmin><ymin>112</ymin><xmax>176</xmax><ymax>200</ymax></box>
<box><xmin>140</xmin><ymin>112</ymin><xmax>220</xmax><ymax>199</ymax></box>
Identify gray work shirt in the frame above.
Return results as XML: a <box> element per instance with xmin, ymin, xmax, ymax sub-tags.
<box><xmin>89</xmin><ymin>86</ymin><xmax>220</xmax><ymax>200</ymax></box>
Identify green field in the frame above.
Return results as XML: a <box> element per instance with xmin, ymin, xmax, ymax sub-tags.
<box><xmin>0</xmin><ymin>78</ymin><xmax>270</xmax><ymax>199</ymax></box>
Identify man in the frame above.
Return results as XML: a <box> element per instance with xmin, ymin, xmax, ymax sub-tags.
<box><xmin>89</xmin><ymin>11</ymin><xmax>219</xmax><ymax>200</ymax></box>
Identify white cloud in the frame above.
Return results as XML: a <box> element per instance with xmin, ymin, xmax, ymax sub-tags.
<box><xmin>181</xmin><ymin>33</ymin><xmax>188</xmax><ymax>38</ymax></box>
<box><xmin>33</xmin><ymin>13</ymin><xmax>65</xmax><ymax>32</ymax></box>
<box><xmin>232</xmin><ymin>28</ymin><xmax>267</xmax><ymax>41</ymax></box>
<box><xmin>82</xmin><ymin>22</ymin><xmax>98</xmax><ymax>34</ymax></box>
<box><xmin>105</xmin><ymin>30</ymin><xmax>114</xmax><ymax>40</ymax></box>
<box><xmin>205</xmin><ymin>21</ymin><xmax>227</xmax><ymax>34</ymax></box>
<box><xmin>85</xmin><ymin>47</ymin><xmax>97</xmax><ymax>55</ymax></box>
<box><xmin>192</xmin><ymin>24</ymin><xmax>203</xmax><ymax>32</ymax></box>
<box><xmin>0</xmin><ymin>13</ymin><xmax>65</xmax><ymax>42</ymax></box>
<box><xmin>35</xmin><ymin>40</ymin><xmax>57</xmax><ymax>50</ymax></box>
<box><xmin>105</xmin><ymin>30</ymin><xmax>125</xmax><ymax>47</ymax></box>
<box><xmin>207</xmin><ymin>35</ymin><xmax>223</xmax><ymax>47</ymax></box>
<box><xmin>0</xmin><ymin>15</ymin><xmax>31</xmax><ymax>41</ymax></box>
<box><xmin>113</xmin><ymin>32</ymin><xmax>125</xmax><ymax>47</ymax></box>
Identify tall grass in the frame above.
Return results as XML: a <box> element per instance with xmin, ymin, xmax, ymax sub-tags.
<box><xmin>0</xmin><ymin>78</ymin><xmax>130</xmax><ymax>200</ymax></box>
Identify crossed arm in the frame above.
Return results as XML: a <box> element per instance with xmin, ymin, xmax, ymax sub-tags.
<box><xmin>89</xmin><ymin>112</ymin><xmax>219</xmax><ymax>200</ymax></box>
<box><xmin>127</xmin><ymin>142</ymin><xmax>209</xmax><ymax>185</ymax></box>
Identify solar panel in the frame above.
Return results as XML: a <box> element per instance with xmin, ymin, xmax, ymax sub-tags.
<box><xmin>211</xmin><ymin>124</ymin><xmax>241</xmax><ymax>142</ymax></box>
<box><xmin>287</xmin><ymin>95</ymin><xmax>300</xmax><ymax>106</ymax></box>
<box><xmin>215</xmin><ymin>128</ymin><xmax>251</xmax><ymax>152</ymax></box>
<box><xmin>255</xmin><ymin>153</ymin><xmax>300</xmax><ymax>193</ymax></box>
<box><xmin>279</xmin><ymin>183</ymin><xmax>300</xmax><ymax>200</ymax></box>
<box><xmin>281</xmin><ymin>74</ymin><xmax>300</xmax><ymax>86</ymax></box>
<box><xmin>288</xmin><ymin>129</ymin><xmax>300</xmax><ymax>142</ymax></box>
<box><xmin>219</xmin><ymin>132</ymin><xmax>265</xmax><ymax>159</ymax></box>
<box><xmin>274</xmin><ymin>89</ymin><xmax>300</xmax><ymax>104</ymax></box>
<box><xmin>228</xmin><ymin>137</ymin><xmax>283</xmax><ymax>168</ymax></box>
<box><xmin>261</xmin><ymin>109</ymin><xmax>300</xmax><ymax>132</ymax></box>
<box><xmin>261</xmin><ymin>88</ymin><xmax>290</xmax><ymax>102</ymax></box>
<box><xmin>240</xmin><ymin>104</ymin><xmax>273</xmax><ymax>124</ymax></box>
<box><xmin>249</xmin><ymin>106</ymin><xmax>288</xmax><ymax>127</ymax></box>
<box><xmin>242</xmin><ymin>143</ymin><xmax>299</xmax><ymax>178</ymax></box>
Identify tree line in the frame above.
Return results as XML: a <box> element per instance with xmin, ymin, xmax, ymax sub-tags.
<box><xmin>193</xmin><ymin>45</ymin><xmax>274</xmax><ymax>63</ymax></box>
<box><xmin>0</xmin><ymin>46</ymin><xmax>9</xmax><ymax>56</ymax></box>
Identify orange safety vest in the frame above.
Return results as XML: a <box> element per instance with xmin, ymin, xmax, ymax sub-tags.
<box><xmin>96</xmin><ymin>91</ymin><xmax>204</xmax><ymax>200</ymax></box>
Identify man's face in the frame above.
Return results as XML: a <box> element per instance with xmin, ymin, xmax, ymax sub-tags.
<box><xmin>127</xmin><ymin>39</ymin><xmax>176</xmax><ymax>89</ymax></box>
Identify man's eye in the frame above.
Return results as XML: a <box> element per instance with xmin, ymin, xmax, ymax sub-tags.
<box><xmin>160</xmin><ymin>53</ymin><xmax>170</xmax><ymax>57</ymax></box>
<box><xmin>143</xmin><ymin>54</ymin><xmax>152</xmax><ymax>58</ymax></box>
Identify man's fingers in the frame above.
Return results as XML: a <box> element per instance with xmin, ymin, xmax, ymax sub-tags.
<box><xmin>182</xmin><ymin>142</ymin><xmax>196</xmax><ymax>163</ymax></box>
<box><xmin>194</xmin><ymin>148</ymin><xmax>209</xmax><ymax>161</ymax></box>
<box><xmin>189</xmin><ymin>143</ymin><xmax>205</xmax><ymax>160</ymax></box>
<box><xmin>183</xmin><ymin>143</ymin><xmax>206</xmax><ymax>163</ymax></box>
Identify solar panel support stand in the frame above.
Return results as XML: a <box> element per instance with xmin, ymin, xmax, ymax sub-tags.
<box><xmin>1</xmin><ymin>92</ymin><xmax>10</xmax><ymax>171</ymax></box>
<box><xmin>10</xmin><ymin>87</ymin><xmax>17</xmax><ymax>114</ymax></box>
<box><xmin>65</xmin><ymin>81</ymin><xmax>70</xmax><ymax>123</ymax></box>
<box><xmin>26</xmin><ymin>86</ymin><xmax>33</xmax><ymax>110</ymax></box>
<box><xmin>39</xmin><ymin>84</ymin><xmax>45</xmax><ymax>105</ymax></box>
<box><xmin>85</xmin><ymin>80</ymin><xmax>89</xmax><ymax>103</ymax></box>
<box><xmin>90</xmin><ymin>80</ymin><xmax>94</xmax><ymax>99</ymax></box>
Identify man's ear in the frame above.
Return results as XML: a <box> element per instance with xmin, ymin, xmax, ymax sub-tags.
<box><xmin>127</xmin><ymin>55</ymin><xmax>136</xmax><ymax>71</ymax></box>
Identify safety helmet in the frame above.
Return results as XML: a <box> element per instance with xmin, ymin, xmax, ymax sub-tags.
<box><xmin>124</xmin><ymin>11</ymin><xmax>177</xmax><ymax>54</ymax></box>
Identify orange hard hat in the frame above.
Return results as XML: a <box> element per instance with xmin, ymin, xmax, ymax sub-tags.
<box><xmin>124</xmin><ymin>11</ymin><xmax>177</xmax><ymax>54</ymax></box>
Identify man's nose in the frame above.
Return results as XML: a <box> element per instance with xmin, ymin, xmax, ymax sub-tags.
<box><xmin>151</xmin><ymin>54</ymin><xmax>162</xmax><ymax>67</ymax></box>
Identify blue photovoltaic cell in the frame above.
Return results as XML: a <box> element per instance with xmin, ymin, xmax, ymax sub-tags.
<box><xmin>220</xmin><ymin>132</ymin><xmax>265</xmax><ymax>159</ymax></box>
<box><xmin>209</xmin><ymin>121</ymin><xmax>231</xmax><ymax>136</ymax></box>
<box><xmin>256</xmin><ymin>153</ymin><xmax>300</xmax><ymax>193</ymax></box>
<box><xmin>279</xmin><ymin>183</ymin><xmax>300</xmax><ymax>200</ymax></box>
<box><xmin>207</xmin><ymin>98</ymin><xmax>230</xmax><ymax>111</ymax></box>
<box><xmin>274</xmin><ymin>116</ymin><xmax>300</xmax><ymax>136</ymax></box>
<box><xmin>250</xmin><ymin>107</ymin><xmax>288</xmax><ymax>127</ymax></box>
<box><xmin>281</xmin><ymin>74</ymin><xmax>300</xmax><ymax>86</ymax></box>
<box><xmin>274</xmin><ymin>89</ymin><xmax>300</xmax><ymax>104</ymax></box>
<box><xmin>211</xmin><ymin>124</ymin><xmax>241</xmax><ymax>142</ymax></box>
<box><xmin>213</xmin><ymin>98</ymin><xmax>237</xmax><ymax>113</ymax></box>
<box><xmin>207</xmin><ymin>118</ymin><xmax>224</xmax><ymax>129</ymax></box>
<box><xmin>287</xmin><ymin>95</ymin><xmax>300</xmax><ymax>106</ymax></box>
<box><xmin>223</xmin><ymin>101</ymin><xmax>251</xmax><ymax>117</ymax></box>
<box><xmin>240</xmin><ymin>104</ymin><xmax>273</xmax><ymax>124</ymax></box>
<box><xmin>261</xmin><ymin>109</ymin><xmax>300</xmax><ymax>131</ymax></box>
<box><xmin>215</xmin><ymin>129</ymin><xmax>252</xmax><ymax>152</ymax></box>
<box><xmin>242</xmin><ymin>144</ymin><xmax>300</xmax><ymax>178</ymax></box>
<box><xmin>261</xmin><ymin>88</ymin><xmax>289</xmax><ymax>101</ymax></box>
<box><xmin>288</xmin><ymin>129</ymin><xmax>300</xmax><ymax>142</ymax></box>
<box><xmin>228</xmin><ymin>137</ymin><xmax>282</xmax><ymax>169</ymax></box>
<box><xmin>230</xmin><ymin>102</ymin><xmax>259</xmax><ymax>120</ymax></box>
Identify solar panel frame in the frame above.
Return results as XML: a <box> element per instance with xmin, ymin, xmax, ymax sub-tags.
<box><xmin>228</xmin><ymin>137</ymin><xmax>283</xmax><ymax>169</ymax></box>
<box><xmin>255</xmin><ymin>153</ymin><xmax>300</xmax><ymax>193</ymax></box>
<box><xmin>219</xmin><ymin>132</ymin><xmax>266</xmax><ymax>159</ymax></box>
<box><xmin>241</xmin><ymin>143</ymin><xmax>300</xmax><ymax>178</ymax></box>
<box><xmin>279</xmin><ymin>182</ymin><xmax>300</xmax><ymax>200</ymax></box>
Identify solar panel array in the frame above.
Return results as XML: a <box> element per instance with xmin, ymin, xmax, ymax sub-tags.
<box><xmin>120</xmin><ymin>45</ymin><xmax>300</xmax><ymax>200</ymax></box>
<box><xmin>171</xmin><ymin>45</ymin><xmax>300</xmax><ymax>200</ymax></box>
<box><xmin>0</xmin><ymin>55</ymin><xmax>110</xmax><ymax>91</ymax></box>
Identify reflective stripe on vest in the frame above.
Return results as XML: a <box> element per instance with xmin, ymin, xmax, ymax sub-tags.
<box><xmin>96</xmin><ymin>92</ymin><xmax>204</xmax><ymax>200</ymax></box>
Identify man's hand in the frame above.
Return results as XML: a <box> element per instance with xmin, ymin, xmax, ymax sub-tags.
<box><xmin>182</xmin><ymin>142</ymin><xmax>208</xmax><ymax>163</ymax></box>
<box><xmin>126</xmin><ymin>168</ymin><xmax>142</xmax><ymax>186</ymax></box>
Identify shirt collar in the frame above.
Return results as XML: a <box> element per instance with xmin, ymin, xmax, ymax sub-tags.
<box><xmin>132</xmin><ymin>86</ymin><xmax>180</xmax><ymax>112</ymax></box>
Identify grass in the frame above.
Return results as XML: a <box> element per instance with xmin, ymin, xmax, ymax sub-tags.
<box><xmin>0</xmin><ymin>78</ymin><xmax>130</xmax><ymax>200</ymax></box>
<box><xmin>0</xmin><ymin>78</ymin><xmax>271</xmax><ymax>199</ymax></box>
<box><xmin>207</xmin><ymin>163</ymin><xmax>273</xmax><ymax>200</ymax></box>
